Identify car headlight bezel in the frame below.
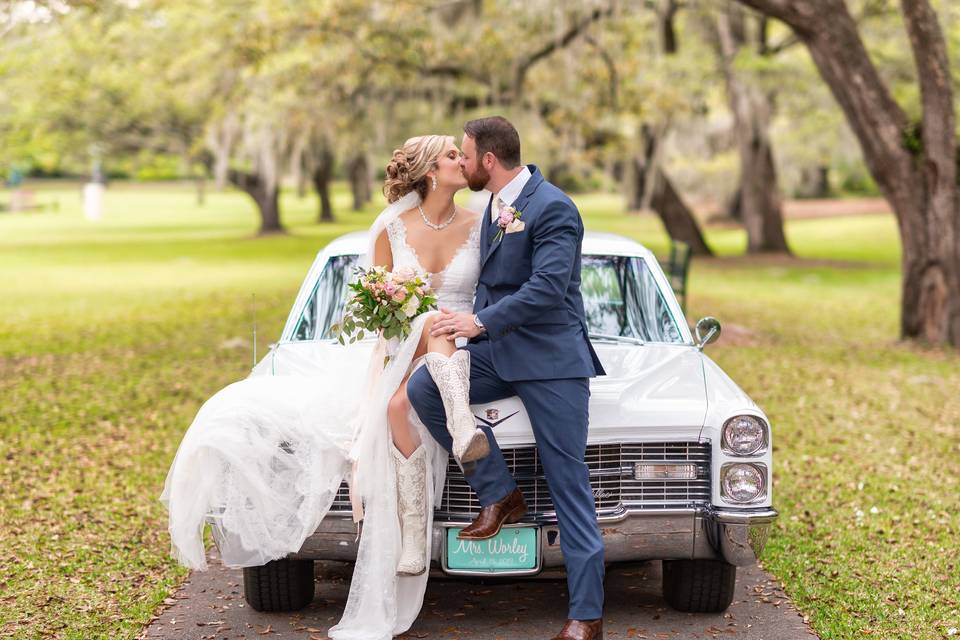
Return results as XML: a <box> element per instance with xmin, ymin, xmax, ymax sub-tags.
<box><xmin>720</xmin><ymin>462</ymin><xmax>768</xmax><ymax>504</ymax></box>
<box><xmin>721</xmin><ymin>414</ymin><xmax>769</xmax><ymax>456</ymax></box>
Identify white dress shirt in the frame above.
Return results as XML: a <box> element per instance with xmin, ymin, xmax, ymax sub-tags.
<box><xmin>492</xmin><ymin>165</ymin><xmax>531</xmax><ymax>221</ymax></box>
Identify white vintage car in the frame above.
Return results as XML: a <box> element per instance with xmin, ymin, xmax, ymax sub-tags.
<box><xmin>237</xmin><ymin>231</ymin><xmax>777</xmax><ymax>615</ymax></box>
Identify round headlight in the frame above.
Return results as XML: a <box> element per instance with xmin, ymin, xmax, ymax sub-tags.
<box><xmin>721</xmin><ymin>463</ymin><xmax>765</xmax><ymax>503</ymax></box>
<box><xmin>722</xmin><ymin>415</ymin><xmax>767</xmax><ymax>455</ymax></box>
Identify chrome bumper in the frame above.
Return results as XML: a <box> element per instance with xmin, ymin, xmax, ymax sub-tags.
<box><xmin>289</xmin><ymin>506</ymin><xmax>777</xmax><ymax>571</ymax></box>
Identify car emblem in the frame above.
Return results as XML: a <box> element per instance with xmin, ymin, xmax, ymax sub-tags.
<box><xmin>474</xmin><ymin>409</ymin><xmax>520</xmax><ymax>429</ymax></box>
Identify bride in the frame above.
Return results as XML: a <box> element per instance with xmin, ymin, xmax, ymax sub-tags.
<box><xmin>160</xmin><ymin>134</ymin><xmax>486</xmax><ymax>639</ymax></box>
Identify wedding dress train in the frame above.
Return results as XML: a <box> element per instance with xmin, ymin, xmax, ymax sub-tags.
<box><xmin>160</xmin><ymin>191</ymin><xmax>482</xmax><ymax>639</ymax></box>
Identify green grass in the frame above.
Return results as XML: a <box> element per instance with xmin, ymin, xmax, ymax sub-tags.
<box><xmin>1</xmin><ymin>181</ymin><xmax>957</xmax><ymax>639</ymax></box>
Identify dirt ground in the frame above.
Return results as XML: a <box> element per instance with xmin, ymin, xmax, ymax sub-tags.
<box><xmin>140</xmin><ymin>548</ymin><xmax>819</xmax><ymax>640</ymax></box>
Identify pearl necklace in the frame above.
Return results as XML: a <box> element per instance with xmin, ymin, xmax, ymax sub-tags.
<box><xmin>418</xmin><ymin>202</ymin><xmax>457</xmax><ymax>231</ymax></box>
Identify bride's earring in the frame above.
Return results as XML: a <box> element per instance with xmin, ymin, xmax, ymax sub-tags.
<box><xmin>432</xmin><ymin>175</ymin><xmax>438</xmax><ymax>191</ymax></box>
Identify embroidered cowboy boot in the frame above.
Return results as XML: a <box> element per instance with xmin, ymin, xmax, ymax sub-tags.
<box><xmin>392</xmin><ymin>443</ymin><xmax>427</xmax><ymax>576</ymax></box>
<box><xmin>423</xmin><ymin>350</ymin><xmax>489</xmax><ymax>463</ymax></box>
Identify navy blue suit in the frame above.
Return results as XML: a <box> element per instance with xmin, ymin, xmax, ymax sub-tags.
<box><xmin>407</xmin><ymin>165</ymin><xmax>605</xmax><ymax>620</ymax></box>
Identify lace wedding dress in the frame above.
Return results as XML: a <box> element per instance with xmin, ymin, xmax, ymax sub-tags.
<box><xmin>160</xmin><ymin>191</ymin><xmax>481</xmax><ymax>640</ymax></box>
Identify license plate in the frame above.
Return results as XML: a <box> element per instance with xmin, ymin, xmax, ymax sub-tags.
<box><xmin>446</xmin><ymin>526</ymin><xmax>538</xmax><ymax>571</ymax></box>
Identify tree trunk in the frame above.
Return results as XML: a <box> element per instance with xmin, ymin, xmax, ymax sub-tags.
<box><xmin>726</xmin><ymin>187</ymin><xmax>743</xmax><ymax>221</ymax></box>
<box><xmin>302</xmin><ymin>134</ymin><xmax>336</xmax><ymax>223</ymax></box>
<box><xmin>290</xmin><ymin>134</ymin><xmax>309</xmax><ymax>199</ymax></box>
<box><xmin>227</xmin><ymin>168</ymin><xmax>284</xmax><ymax>235</ymax></box>
<box><xmin>735</xmin><ymin>0</ymin><xmax>960</xmax><ymax>346</ymax></box>
<box><xmin>630</xmin><ymin>126</ymin><xmax>713</xmax><ymax>256</ymax></box>
<box><xmin>621</xmin><ymin>0</ymin><xmax>710</xmax><ymax>256</ymax></box>
<box><xmin>655</xmin><ymin>0</ymin><xmax>679</xmax><ymax>54</ymax></box>
<box><xmin>311</xmin><ymin>147</ymin><xmax>334</xmax><ymax>223</ymax></box>
<box><xmin>715</xmin><ymin>4</ymin><xmax>791</xmax><ymax>254</ymax></box>
<box><xmin>797</xmin><ymin>165</ymin><xmax>830</xmax><ymax>198</ymax></box>
<box><xmin>195</xmin><ymin>175</ymin><xmax>205</xmax><ymax>207</ymax></box>
<box><xmin>347</xmin><ymin>153</ymin><xmax>371</xmax><ymax>211</ymax></box>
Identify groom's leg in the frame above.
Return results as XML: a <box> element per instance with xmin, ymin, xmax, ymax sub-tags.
<box><xmin>513</xmin><ymin>377</ymin><xmax>604</xmax><ymax>620</ymax></box>
<box><xmin>407</xmin><ymin>340</ymin><xmax>517</xmax><ymax>505</ymax></box>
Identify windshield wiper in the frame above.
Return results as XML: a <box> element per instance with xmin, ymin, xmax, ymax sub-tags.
<box><xmin>589</xmin><ymin>333</ymin><xmax>645</xmax><ymax>345</ymax></box>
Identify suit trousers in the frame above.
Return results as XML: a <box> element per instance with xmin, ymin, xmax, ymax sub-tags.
<box><xmin>407</xmin><ymin>339</ymin><xmax>605</xmax><ymax>620</ymax></box>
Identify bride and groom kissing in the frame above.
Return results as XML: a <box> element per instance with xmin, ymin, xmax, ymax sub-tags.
<box><xmin>162</xmin><ymin>116</ymin><xmax>606</xmax><ymax>640</ymax></box>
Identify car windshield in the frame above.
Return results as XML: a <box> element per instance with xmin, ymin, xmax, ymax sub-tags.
<box><xmin>581</xmin><ymin>255</ymin><xmax>683</xmax><ymax>343</ymax></box>
<box><xmin>294</xmin><ymin>253</ymin><xmax>683</xmax><ymax>344</ymax></box>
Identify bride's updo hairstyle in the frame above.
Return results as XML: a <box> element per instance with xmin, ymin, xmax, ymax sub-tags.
<box><xmin>383</xmin><ymin>134</ymin><xmax>453</xmax><ymax>203</ymax></box>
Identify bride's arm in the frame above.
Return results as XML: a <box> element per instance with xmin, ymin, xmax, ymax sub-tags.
<box><xmin>372</xmin><ymin>229</ymin><xmax>392</xmax><ymax>270</ymax></box>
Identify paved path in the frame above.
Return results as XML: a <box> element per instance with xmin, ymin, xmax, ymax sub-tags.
<box><xmin>140</xmin><ymin>549</ymin><xmax>818</xmax><ymax>640</ymax></box>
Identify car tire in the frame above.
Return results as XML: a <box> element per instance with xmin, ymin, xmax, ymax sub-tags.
<box><xmin>661</xmin><ymin>558</ymin><xmax>736</xmax><ymax>613</ymax></box>
<box><xmin>243</xmin><ymin>558</ymin><xmax>315</xmax><ymax>612</ymax></box>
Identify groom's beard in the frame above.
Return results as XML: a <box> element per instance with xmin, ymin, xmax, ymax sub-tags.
<box><xmin>466</xmin><ymin>164</ymin><xmax>490</xmax><ymax>192</ymax></box>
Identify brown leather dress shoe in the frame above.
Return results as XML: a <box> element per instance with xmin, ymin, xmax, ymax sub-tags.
<box><xmin>551</xmin><ymin>619</ymin><xmax>603</xmax><ymax>640</ymax></box>
<box><xmin>456</xmin><ymin>488</ymin><xmax>527</xmax><ymax>540</ymax></box>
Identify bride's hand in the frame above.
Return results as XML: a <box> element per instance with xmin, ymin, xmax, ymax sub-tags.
<box><xmin>431</xmin><ymin>308</ymin><xmax>483</xmax><ymax>341</ymax></box>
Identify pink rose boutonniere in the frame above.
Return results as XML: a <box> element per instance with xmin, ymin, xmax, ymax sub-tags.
<box><xmin>493</xmin><ymin>205</ymin><xmax>524</xmax><ymax>242</ymax></box>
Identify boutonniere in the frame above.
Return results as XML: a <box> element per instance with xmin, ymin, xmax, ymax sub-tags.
<box><xmin>493</xmin><ymin>205</ymin><xmax>524</xmax><ymax>242</ymax></box>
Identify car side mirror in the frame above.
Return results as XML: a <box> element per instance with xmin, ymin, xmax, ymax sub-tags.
<box><xmin>695</xmin><ymin>317</ymin><xmax>721</xmax><ymax>350</ymax></box>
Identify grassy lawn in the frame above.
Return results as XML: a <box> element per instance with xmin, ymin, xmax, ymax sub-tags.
<box><xmin>1</xmin><ymin>181</ymin><xmax>957</xmax><ymax>639</ymax></box>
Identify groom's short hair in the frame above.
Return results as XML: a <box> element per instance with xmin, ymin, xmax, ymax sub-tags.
<box><xmin>464</xmin><ymin>116</ymin><xmax>521</xmax><ymax>168</ymax></box>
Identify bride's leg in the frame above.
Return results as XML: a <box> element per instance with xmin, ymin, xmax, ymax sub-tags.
<box><xmin>388</xmin><ymin>378</ymin><xmax>420</xmax><ymax>458</ymax></box>
<box><xmin>388</xmin><ymin>314</ymin><xmax>443</xmax><ymax>456</ymax></box>
<box><xmin>388</xmin><ymin>316</ymin><xmax>443</xmax><ymax>576</ymax></box>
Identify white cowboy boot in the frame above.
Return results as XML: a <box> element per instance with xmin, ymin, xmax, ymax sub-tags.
<box><xmin>423</xmin><ymin>350</ymin><xmax>489</xmax><ymax>463</ymax></box>
<box><xmin>392</xmin><ymin>443</ymin><xmax>427</xmax><ymax>576</ymax></box>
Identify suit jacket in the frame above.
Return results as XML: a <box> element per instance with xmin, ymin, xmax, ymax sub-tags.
<box><xmin>473</xmin><ymin>165</ymin><xmax>605</xmax><ymax>381</ymax></box>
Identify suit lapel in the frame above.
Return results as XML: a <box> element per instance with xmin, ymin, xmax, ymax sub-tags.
<box><xmin>482</xmin><ymin>165</ymin><xmax>544</xmax><ymax>268</ymax></box>
<box><xmin>481</xmin><ymin>192</ymin><xmax>495</xmax><ymax>249</ymax></box>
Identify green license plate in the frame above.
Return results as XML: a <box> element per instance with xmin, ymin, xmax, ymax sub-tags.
<box><xmin>446</xmin><ymin>526</ymin><xmax>538</xmax><ymax>571</ymax></box>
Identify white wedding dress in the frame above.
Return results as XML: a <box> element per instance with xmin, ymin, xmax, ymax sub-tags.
<box><xmin>160</xmin><ymin>191</ymin><xmax>482</xmax><ymax>639</ymax></box>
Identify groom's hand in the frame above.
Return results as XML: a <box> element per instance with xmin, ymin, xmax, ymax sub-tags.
<box><xmin>431</xmin><ymin>308</ymin><xmax>483</xmax><ymax>341</ymax></box>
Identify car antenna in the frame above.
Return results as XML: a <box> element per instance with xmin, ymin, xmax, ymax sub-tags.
<box><xmin>252</xmin><ymin>293</ymin><xmax>257</xmax><ymax>367</ymax></box>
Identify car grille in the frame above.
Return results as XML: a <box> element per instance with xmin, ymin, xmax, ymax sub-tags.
<box><xmin>328</xmin><ymin>442</ymin><xmax>710</xmax><ymax>520</ymax></box>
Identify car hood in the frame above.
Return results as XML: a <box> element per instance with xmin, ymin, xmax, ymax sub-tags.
<box><xmin>255</xmin><ymin>341</ymin><xmax>708</xmax><ymax>448</ymax></box>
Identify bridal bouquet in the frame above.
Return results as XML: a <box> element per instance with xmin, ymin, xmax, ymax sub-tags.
<box><xmin>332</xmin><ymin>265</ymin><xmax>437</xmax><ymax>363</ymax></box>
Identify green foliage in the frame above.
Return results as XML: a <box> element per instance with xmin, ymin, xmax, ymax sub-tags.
<box><xmin>902</xmin><ymin>121</ymin><xmax>924</xmax><ymax>155</ymax></box>
<box><xmin>836</xmin><ymin>162</ymin><xmax>882</xmax><ymax>197</ymax></box>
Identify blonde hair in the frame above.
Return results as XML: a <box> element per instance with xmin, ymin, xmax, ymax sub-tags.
<box><xmin>383</xmin><ymin>135</ymin><xmax>454</xmax><ymax>203</ymax></box>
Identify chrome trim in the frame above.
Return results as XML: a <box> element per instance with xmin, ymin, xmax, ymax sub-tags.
<box><xmin>440</xmin><ymin>442</ymin><xmax>712</xmax><ymax>519</ymax></box>
<box><xmin>720</xmin><ymin>415</ymin><xmax>769</xmax><ymax>456</ymax></box>
<box><xmin>289</xmin><ymin>506</ymin><xmax>778</xmax><ymax>569</ymax></box>
<box><xmin>719</xmin><ymin>462</ymin><xmax>768</xmax><ymax>505</ymax></box>
<box><xmin>704</xmin><ymin>507</ymin><xmax>779</xmax><ymax>566</ymax></box>
<box><xmin>695</xmin><ymin>317</ymin><xmax>721</xmax><ymax>350</ymax></box>
<box><xmin>439</xmin><ymin>523</ymin><xmax>544</xmax><ymax>577</ymax></box>
<box><xmin>325</xmin><ymin>442</ymin><xmax>713</xmax><ymax>522</ymax></box>
<box><xmin>588</xmin><ymin>332</ymin><xmax>645</xmax><ymax>345</ymax></box>
<box><xmin>711</xmin><ymin>508</ymin><xmax>779</xmax><ymax>524</ymax></box>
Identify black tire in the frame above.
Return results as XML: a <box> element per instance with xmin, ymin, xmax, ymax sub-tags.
<box><xmin>243</xmin><ymin>558</ymin><xmax>315</xmax><ymax>612</ymax></box>
<box><xmin>661</xmin><ymin>558</ymin><xmax>736</xmax><ymax>613</ymax></box>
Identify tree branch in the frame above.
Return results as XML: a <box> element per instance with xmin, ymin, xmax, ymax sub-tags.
<box><xmin>900</xmin><ymin>0</ymin><xmax>956</xmax><ymax>185</ymax></box>
<box><xmin>512</xmin><ymin>4</ymin><xmax>615</xmax><ymax>98</ymax></box>
<box><xmin>583</xmin><ymin>34</ymin><xmax>618</xmax><ymax>108</ymax></box>
<box><xmin>733</xmin><ymin>0</ymin><xmax>818</xmax><ymax>35</ymax></box>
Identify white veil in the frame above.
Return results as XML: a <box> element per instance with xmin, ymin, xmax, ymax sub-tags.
<box><xmin>359</xmin><ymin>190</ymin><xmax>421</xmax><ymax>270</ymax></box>
<box><xmin>328</xmin><ymin>189</ymin><xmax>448</xmax><ymax>640</ymax></box>
<box><xmin>161</xmin><ymin>187</ymin><xmax>448</xmax><ymax>639</ymax></box>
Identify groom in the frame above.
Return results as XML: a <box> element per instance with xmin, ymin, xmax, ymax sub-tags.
<box><xmin>407</xmin><ymin>116</ymin><xmax>606</xmax><ymax>640</ymax></box>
